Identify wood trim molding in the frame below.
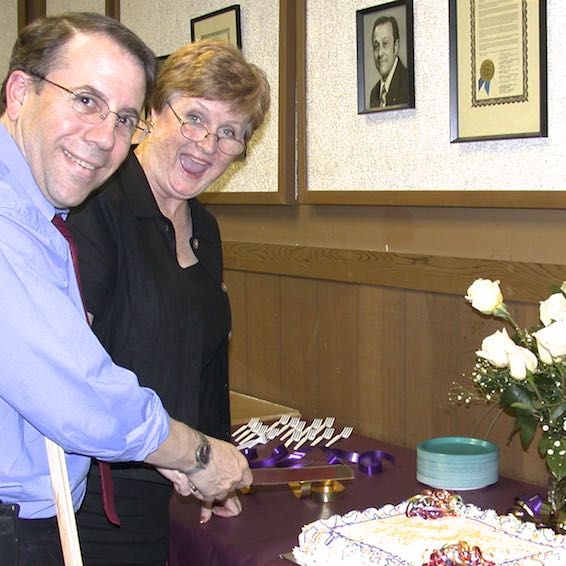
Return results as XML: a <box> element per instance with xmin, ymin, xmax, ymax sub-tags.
<box><xmin>223</xmin><ymin>240</ymin><xmax>566</xmax><ymax>303</ymax></box>
<box><xmin>299</xmin><ymin>190</ymin><xmax>566</xmax><ymax>209</ymax></box>
<box><xmin>18</xmin><ymin>0</ymin><xmax>45</xmax><ymax>31</ymax></box>
<box><xmin>105</xmin><ymin>0</ymin><xmax>120</xmax><ymax>20</ymax></box>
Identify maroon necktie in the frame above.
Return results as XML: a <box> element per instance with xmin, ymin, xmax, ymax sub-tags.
<box><xmin>52</xmin><ymin>214</ymin><xmax>121</xmax><ymax>526</ymax></box>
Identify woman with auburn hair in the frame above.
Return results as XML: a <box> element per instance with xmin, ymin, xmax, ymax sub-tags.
<box><xmin>68</xmin><ymin>40</ymin><xmax>270</xmax><ymax>565</ymax></box>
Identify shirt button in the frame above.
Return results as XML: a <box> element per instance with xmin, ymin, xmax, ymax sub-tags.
<box><xmin>192</xmin><ymin>238</ymin><xmax>199</xmax><ymax>250</ymax></box>
<box><xmin>221</xmin><ymin>282</ymin><xmax>228</xmax><ymax>293</ymax></box>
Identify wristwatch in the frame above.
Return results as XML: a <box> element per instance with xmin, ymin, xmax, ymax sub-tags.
<box><xmin>186</xmin><ymin>431</ymin><xmax>212</xmax><ymax>475</ymax></box>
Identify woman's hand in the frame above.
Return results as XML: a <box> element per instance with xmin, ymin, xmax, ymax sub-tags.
<box><xmin>199</xmin><ymin>493</ymin><xmax>242</xmax><ymax>524</ymax></box>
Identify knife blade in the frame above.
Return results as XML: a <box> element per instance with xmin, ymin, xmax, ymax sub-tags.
<box><xmin>251</xmin><ymin>464</ymin><xmax>354</xmax><ymax>486</ymax></box>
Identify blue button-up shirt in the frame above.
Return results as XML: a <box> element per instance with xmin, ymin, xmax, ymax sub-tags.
<box><xmin>0</xmin><ymin>125</ymin><xmax>170</xmax><ymax>518</ymax></box>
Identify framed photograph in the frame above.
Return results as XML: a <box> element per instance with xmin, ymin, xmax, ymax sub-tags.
<box><xmin>449</xmin><ymin>0</ymin><xmax>547</xmax><ymax>142</ymax></box>
<box><xmin>356</xmin><ymin>1</ymin><xmax>415</xmax><ymax>114</ymax></box>
<box><xmin>190</xmin><ymin>4</ymin><xmax>242</xmax><ymax>48</ymax></box>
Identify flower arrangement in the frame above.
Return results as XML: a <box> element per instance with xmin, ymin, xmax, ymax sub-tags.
<box><xmin>451</xmin><ymin>279</ymin><xmax>566</xmax><ymax>520</ymax></box>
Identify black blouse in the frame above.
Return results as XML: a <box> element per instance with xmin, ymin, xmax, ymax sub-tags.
<box><xmin>68</xmin><ymin>150</ymin><xmax>231</xmax><ymax>445</ymax></box>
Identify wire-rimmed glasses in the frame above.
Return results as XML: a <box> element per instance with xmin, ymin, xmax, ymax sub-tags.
<box><xmin>28</xmin><ymin>71</ymin><xmax>150</xmax><ymax>143</ymax></box>
<box><xmin>166</xmin><ymin>101</ymin><xmax>246</xmax><ymax>157</ymax></box>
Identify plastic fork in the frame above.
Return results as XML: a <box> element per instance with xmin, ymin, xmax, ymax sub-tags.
<box><xmin>237</xmin><ymin>423</ymin><xmax>267</xmax><ymax>445</ymax></box>
<box><xmin>310</xmin><ymin>427</ymin><xmax>335</xmax><ymax>447</ymax></box>
<box><xmin>232</xmin><ymin>417</ymin><xmax>259</xmax><ymax>439</ymax></box>
<box><xmin>280</xmin><ymin>418</ymin><xmax>303</xmax><ymax>442</ymax></box>
<box><xmin>284</xmin><ymin>428</ymin><xmax>303</xmax><ymax>448</ymax></box>
<box><xmin>308</xmin><ymin>418</ymin><xmax>324</xmax><ymax>431</ymax></box>
<box><xmin>233</xmin><ymin>419</ymin><xmax>263</xmax><ymax>443</ymax></box>
<box><xmin>266</xmin><ymin>414</ymin><xmax>291</xmax><ymax>433</ymax></box>
<box><xmin>237</xmin><ymin>427</ymin><xmax>280</xmax><ymax>450</ymax></box>
<box><xmin>321</xmin><ymin>417</ymin><xmax>335</xmax><ymax>429</ymax></box>
<box><xmin>294</xmin><ymin>428</ymin><xmax>317</xmax><ymax>450</ymax></box>
<box><xmin>324</xmin><ymin>426</ymin><xmax>353</xmax><ymax>447</ymax></box>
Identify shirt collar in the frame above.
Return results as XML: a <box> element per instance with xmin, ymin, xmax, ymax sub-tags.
<box><xmin>382</xmin><ymin>57</ymin><xmax>400</xmax><ymax>93</ymax></box>
<box><xmin>0</xmin><ymin>124</ymin><xmax>60</xmax><ymax>222</ymax></box>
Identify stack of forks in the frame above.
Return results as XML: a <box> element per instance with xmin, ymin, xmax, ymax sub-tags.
<box><xmin>231</xmin><ymin>414</ymin><xmax>353</xmax><ymax>450</ymax></box>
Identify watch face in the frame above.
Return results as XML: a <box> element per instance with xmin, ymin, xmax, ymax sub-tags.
<box><xmin>196</xmin><ymin>441</ymin><xmax>212</xmax><ymax>468</ymax></box>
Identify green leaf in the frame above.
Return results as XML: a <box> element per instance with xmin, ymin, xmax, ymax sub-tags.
<box><xmin>511</xmin><ymin>414</ymin><xmax>538</xmax><ymax>450</ymax></box>
<box><xmin>550</xmin><ymin>404</ymin><xmax>566</xmax><ymax>422</ymax></box>
<box><xmin>539</xmin><ymin>435</ymin><xmax>552</xmax><ymax>457</ymax></box>
<box><xmin>501</xmin><ymin>384</ymin><xmax>535</xmax><ymax>415</ymax></box>
<box><xmin>546</xmin><ymin>450</ymin><xmax>566</xmax><ymax>481</ymax></box>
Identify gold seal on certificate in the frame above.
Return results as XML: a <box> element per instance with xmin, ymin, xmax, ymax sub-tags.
<box><xmin>478</xmin><ymin>59</ymin><xmax>495</xmax><ymax>95</ymax></box>
<box><xmin>480</xmin><ymin>59</ymin><xmax>495</xmax><ymax>81</ymax></box>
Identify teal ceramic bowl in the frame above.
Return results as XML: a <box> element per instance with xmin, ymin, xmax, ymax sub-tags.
<box><xmin>416</xmin><ymin>436</ymin><xmax>499</xmax><ymax>491</ymax></box>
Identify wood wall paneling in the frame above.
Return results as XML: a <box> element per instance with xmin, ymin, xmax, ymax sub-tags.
<box><xmin>280</xmin><ymin>277</ymin><xmax>319</xmax><ymax>416</ymax></box>
<box><xmin>245</xmin><ymin>273</ymin><xmax>281</xmax><ymax>401</ymax></box>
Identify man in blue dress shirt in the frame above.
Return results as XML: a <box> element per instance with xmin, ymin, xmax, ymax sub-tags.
<box><xmin>0</xmin><ymin>13</ymin><xmax>251</xmax><ymax>564</ymax></box>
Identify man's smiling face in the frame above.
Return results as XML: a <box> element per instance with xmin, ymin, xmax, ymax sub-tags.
<box><xmin>12</xmin><ymin>32</ymin><xmax>146</xmax><ymax>208</ymax></box>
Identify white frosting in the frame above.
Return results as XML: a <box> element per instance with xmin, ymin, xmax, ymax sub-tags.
<box><xmin>293</xmin><ymin>501</ymin><xmax>566</xmax><ymax>566</ymax></box>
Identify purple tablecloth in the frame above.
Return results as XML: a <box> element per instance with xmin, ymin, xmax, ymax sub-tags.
<box><xmin>168</xmin><ymin>434</ymin><xmax>541</xmax><ymax>566</ymax></box>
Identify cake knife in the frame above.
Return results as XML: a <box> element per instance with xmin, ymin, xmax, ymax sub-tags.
<box><xmin>251</xmin><ymin>464</ymin><xmax>354</xmax><ymax>486</ymax></box>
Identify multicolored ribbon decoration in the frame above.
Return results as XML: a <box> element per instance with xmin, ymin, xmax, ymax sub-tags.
<box><xmin>423</xmin><ymin>542</ymin><xmax>495</xmax><ymax>566</ymax></box>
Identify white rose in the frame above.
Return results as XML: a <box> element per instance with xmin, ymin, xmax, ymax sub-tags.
<box><xmin>539</xmin><ymin>293</ymin><xmax>566</xmax><ymax>326</ymax></box>
<box><xmin>507</xmin><ymin>345</ymin><xmax>538</xmax><ymax>380</ymax></box>
<box><xmin>465</xmin><ymin>279</ymin><xmax>504</xmax><ymax>315</ymax></box>
<box><xmin>533</xmin><ymin>321</ymin><xmax>566</xmax><ymax>363</ymax></box>
<box><xmin>476</xmin><ymin>328</ymin><xmax>516</xmax><ymax>368</ymax></box>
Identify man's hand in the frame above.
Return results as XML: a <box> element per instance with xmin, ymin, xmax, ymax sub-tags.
<box><xmin>156</xmin><ymin>467</ymin><xmax>194</xmax><ymax>496</ymax></box>
<box><xmin>186</xmin><ymin>436</ymin><xmax>252</xmax><ymax>502</ymax></box>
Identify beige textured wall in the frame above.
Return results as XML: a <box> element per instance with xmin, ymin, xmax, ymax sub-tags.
<box><xmin>0</xmin><ymin>1</ymin><xmax>18</xmax><ymax>81</ymax></box>
<box><xmin>306</xmin><ymin>0</ymin><xmax>566</xmax><ymax>192</ymax></box>
<box><xmin>121</xmin><ymin>0</ymin><xmax>280</xmax><ymax>194</ymax></box>
<box><xmin>46</xmin><ymin>0</ymin><xmax>105</xmax><ymax>15</ymax></box>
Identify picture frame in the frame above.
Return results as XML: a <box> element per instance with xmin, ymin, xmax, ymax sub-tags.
<box><xmin>190</xmin><ymin>4</ymin><xmax>242</xmax><ymax>48</ymax></box>
<box><xmin>449</xmin><ymin>0</ymin><xmax>547</xmax><ymax>142</ymax></box>
<box><xmin>356</xmin><ymin>0</ymin><xmax>415</xmax><ymax>114</ymax></box>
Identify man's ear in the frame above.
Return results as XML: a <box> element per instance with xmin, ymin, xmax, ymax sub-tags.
<box><xmin>394</xmin><ymin>39</ymin><xmax>400</xmax><ymax>57</ymax></box>
<box><xmin>4</xmin><ymin>70</ymin><xmax>31</xmax><ymax>121</ymax></box>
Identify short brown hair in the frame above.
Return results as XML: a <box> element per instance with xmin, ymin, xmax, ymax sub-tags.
<box><xmin>0</xmin><ymin>12</ymin><xmax>157</xmax><ymax>115</ymax></box>
<box><xmin>151</xmin><ymin>40</ymin><xmax>270</xmax><ymax>142</ymax></box>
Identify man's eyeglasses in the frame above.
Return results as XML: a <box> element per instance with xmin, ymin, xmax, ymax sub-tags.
<box><xmin>28</xmin><ymin>72</ymin><xmax>150</xmax><ymax>143</ymax></box>
<box><xmin>166</xmin><ymin>102</ymin><xmax>246</xmax><ymax>157</ymax></box>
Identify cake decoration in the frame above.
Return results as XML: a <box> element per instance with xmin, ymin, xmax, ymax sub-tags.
<box><xmin>293</xmin><ymin>491</ymin><xmax>566</xmax><ymax>565</ymax></box>
<box><xmin>405</xmin><ymin>489</ymin><xmax>463</xmax><ymax>520</ymax></box>
<box><xmin>423</xmin><ymin>541</ymin><xmax>495</xmax><ymax>566</ymax></box>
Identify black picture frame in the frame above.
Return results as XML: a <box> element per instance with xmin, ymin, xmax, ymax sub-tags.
<box><xmin>190</xmin><ymin>4</ymin><xmax>242</xmax><ymax>48</ymax></box>
<box><xmin>356</xmin><ymin>0</ymin><xmax>415</xmax><ymax>114</ymax></box>
<box><xmin>449</xmin><ymin>0</ymin><xmax>547</xmax><ymax>142</ymax></box>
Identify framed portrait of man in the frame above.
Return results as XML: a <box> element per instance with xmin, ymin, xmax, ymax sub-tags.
<box><xmin>356</xmin><ymin>0</ymin><xmax>415</xmax><ymax>114</ymax></box>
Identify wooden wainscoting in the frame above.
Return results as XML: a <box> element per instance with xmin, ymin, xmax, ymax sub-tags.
<box><xmin>223</xmin><ymin>241</ymin><xmax>566</xmax><ymax>486</ymax></box>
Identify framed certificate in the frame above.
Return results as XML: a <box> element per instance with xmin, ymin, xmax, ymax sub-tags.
<box><xmin>449</xmin><ymin>0</ymin><xmax>547</xmax><ymax>142</ymax></box>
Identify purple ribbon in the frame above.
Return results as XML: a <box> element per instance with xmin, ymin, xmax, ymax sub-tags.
<box><xmin>243</xmin><ymin>445</ymin><xmax>395</xmax><ymax>475</ymax></box>
<box><xmin>520</xmin><ymin>494</ymin><xmax>543</xmax><ymax>517</ymax></box>
<box><xmin>322</xmin><ymin>447</ymin><xmax>395</xmax><ymax>475</ymax></box>
<box><xmin>243</xmin><ymin>445</ymin><xmax>308</xmax><ymax>469</ymax></box>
